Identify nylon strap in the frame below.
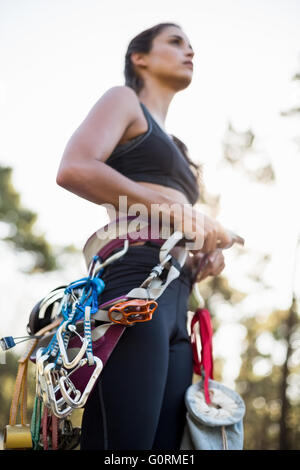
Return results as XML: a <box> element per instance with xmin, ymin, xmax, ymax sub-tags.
<box><xmin>42</xmin><ymin>407</ymin><xmax>58</xmax><ymax>450</ymax></box>
<box><xmin>8</xmin><ymin>318</ymin><xmax>62</xmax><ymax>426</ymax></box>
<box><xmin>42</xmin><ymin>407</ymin><xmax>48</xmax><ymax>450</ymax></box>
<box><xmin>190</xmin><ymin>308</ymin><xmax>214</xmax><ymax>404</ymax></box>
<box><xmin>31</xmin><ymin>396</ymin><xmax>43</xmax><ymax>450</ymax></box>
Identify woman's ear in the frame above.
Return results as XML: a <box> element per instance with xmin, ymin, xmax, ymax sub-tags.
<box><xmin>130</xmin><ymin>52</ymin><xmax>148</xmax><ymax>69</ymax></box>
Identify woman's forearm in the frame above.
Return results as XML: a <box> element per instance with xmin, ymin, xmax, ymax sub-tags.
<box><xmin>56</xmin><ymin>159</ymin><xmax>186</xmax><ymax>227</ymax></box>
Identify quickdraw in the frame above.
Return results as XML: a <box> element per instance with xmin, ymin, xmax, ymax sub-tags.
<box><xmin>1</xmin><ymin>215</ymin><xmax>244</xmax><ymax>450</ymax></box>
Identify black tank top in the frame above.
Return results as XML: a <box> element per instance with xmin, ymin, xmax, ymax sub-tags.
<box><xmin>105</xmin><ymin>102</ymin><xmax>200</xmax><ymax>205</ymax></box>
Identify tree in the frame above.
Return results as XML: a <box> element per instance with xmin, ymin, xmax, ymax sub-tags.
<box><xmin>0</xmin><ymin>163</ymin><xmax>80</xmax><ymax>438</ymax></box>
<box><xmin>0</xmin><ymin>165</ymin><xmax>58</xmax><ymax>272</ymax></box>
<box><xmin>234</xmin><ymin>64</ymin><xmax>300</xmax><ymax>450</ymax></box>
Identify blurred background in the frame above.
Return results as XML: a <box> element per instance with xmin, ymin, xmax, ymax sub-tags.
<box><xmin>1</xmin><ymin>0</ymin><xmax>300</xmax><ymax>450</ymax></box>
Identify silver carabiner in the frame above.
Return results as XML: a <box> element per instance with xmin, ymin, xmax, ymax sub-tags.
<box><xmin>36</xmin><ymin>347</ymin><xmax>50</xmax><ymax>375</ymax></box>
<box><xmin>59</xmin><ymin>356</ymin><xmax>103</xmax><ymax>408</ymax></box>
<box><xmin>139</xmin><ymin>254</ymin><xmax>173</xmax><ymax>289</ymax></box>
<box><xmin>43</xmin><ymin>362</ymin><xmax>73</xmax><ymax>418</ymax></box>
<box><xmin>35</xmin><ymin>348</ymin><xmax>52</xmax><ymax>406</ymax></box>
<box><xmin>56</xmin><ymin>321</ymin><xmax>89</xmax><ymax>369</ymax></box>
<box><xmin>93</xmin><ymin>239</ymin><xmax>129</xmax><ymax>276</ymax></box>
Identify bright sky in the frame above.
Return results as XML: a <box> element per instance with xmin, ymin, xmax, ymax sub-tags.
<box><xmin>1</xmin><ymin>0</ymin><xmax>300</xmax><ymax>380</ymax></box>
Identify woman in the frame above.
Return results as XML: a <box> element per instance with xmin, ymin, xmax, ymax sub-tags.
<box><xmin>56</xmin><ymin>22</ymin><xmax>232</xmax><ymax>450</ymax></box>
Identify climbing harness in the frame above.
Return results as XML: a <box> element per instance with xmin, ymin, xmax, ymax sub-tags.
<box><xmin>1</xmin><ymin>215</ymin><xmax>244</xmax><ymax>450</ymax></box>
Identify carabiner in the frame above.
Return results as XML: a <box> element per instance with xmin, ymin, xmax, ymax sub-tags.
<box><xmin>108</xmin><ymin>299</ymin><xmax>158</xmax><ymax>326</ymax></box>
<box><xmin>35</xmin><ymin>348</ymin><xmax>52</xmax><ymax>406</ymax></box>
<box><xmin>140</xmin><ymin>255</ymin><xmax>172</xmax><ymax>289</ymax></box>
<box><xmin>59</xmin><ymin>356</ymin><xmax>103</xmax><ymax>408</ymax></box>
<box><xmin>58</xmin><ymin>376</ymin><xmax>82</xmax><ymax>408</ymax></box>
<box><xmin>56</xmin><ymin>321</ymin><xmax>89</xmax><ymax>369</ymax></box>
<box><xmin>93</xmin><ymin>239</ymin><xmax>129</xmax><ymax>276</ymax></box>
<box><xmin>43</xmin><ymin>363</ymin><xmax>73</xmax><ymax>418</ymax></box>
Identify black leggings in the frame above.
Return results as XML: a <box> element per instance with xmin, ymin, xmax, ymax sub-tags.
<box><xmin>80</xmin><ymin>242</ymin><xmax>194</xmax><ymax>450</ymax></box>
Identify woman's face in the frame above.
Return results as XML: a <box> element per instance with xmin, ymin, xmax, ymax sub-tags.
<box><xmin>134</xmin><ymin>26</ymin><xmax>195</xmax><ymax>91</ymax></box>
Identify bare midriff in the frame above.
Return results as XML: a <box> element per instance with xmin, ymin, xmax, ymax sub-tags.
<box><xmin>107</xmin><ymin>181</ymin><xmax>194</xmax><ymax>268</ymax></box>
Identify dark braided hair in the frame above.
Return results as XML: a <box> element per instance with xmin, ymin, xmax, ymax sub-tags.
<box><xmin>124</xmin><ymin>23</ymin><xmax>204</xmax><ymax>199</ymax></box>
<box><xmin>124</xmin><ymin>22</ymin><xmax>180</xmax><ymax>94</ymax></box>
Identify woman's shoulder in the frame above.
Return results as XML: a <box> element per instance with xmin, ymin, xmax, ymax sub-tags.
<box><xmin>90</xmin><ymin>85</ymin><xmax>142</xmax><ymax>131</ymax></box>
<box><xmin>100</xmin><ymin>85</ymin><xmax>140</xmax><ymax>110</ymax></box>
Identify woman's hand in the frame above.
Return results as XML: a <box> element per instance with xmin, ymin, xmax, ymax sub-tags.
<box><xmin>173</xmin><ymin>206</ymin><xmax>234</xmax><ymax>253</ymax></box>
<box><xmin>191</xmin><ymin>248</ymin><xmax>225</xmax><ymax>282</ymax></box>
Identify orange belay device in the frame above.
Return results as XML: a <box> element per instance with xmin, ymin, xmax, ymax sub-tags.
<box><xmin>108</xmin><ymin>298</ymin><xmax>158</xmax><ymax>326</ymax></box>
<box><xmin>1</xmin><ymin>215</ymin><xmax>244</xmax><ymax>450</ymax></box>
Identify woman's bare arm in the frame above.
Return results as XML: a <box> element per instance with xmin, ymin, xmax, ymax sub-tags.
<box><xmin>56</xmin><ymin>85</ymin><xmax>233</xmax><ymax>251</ymax></box>
<box><xmin>56</xmin><ymin>85</ymin><xmax>175</xmax><ymax>210</ymax></box>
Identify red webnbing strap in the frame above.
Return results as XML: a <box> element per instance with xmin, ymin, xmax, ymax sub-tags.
<box><xmin>191</xmin><ymin>308</ymin><xmax>214</xmax><ymax>404</ymax></box>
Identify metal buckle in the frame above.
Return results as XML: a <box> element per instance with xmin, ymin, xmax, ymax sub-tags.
<box><xmin>108</xmin><ymin>299</ymin><xmax>158</xmax><ymax>326</ymax></box>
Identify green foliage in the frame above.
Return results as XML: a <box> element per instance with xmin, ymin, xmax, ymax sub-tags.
<box><xmin>202</xmin><ymin>63</ymin><xmax>300</xmax><ymax>449</ymax></box>
<box><xmin>236</xmin><ymin>299</ymin><xmax>300</xmax><ymax>450</ymax></box>
<box><xmin>234</xmin><ymin>65</ymin><xmax>300</xmax><ymax>450</ymax></box>
<box><xmin>281</xmin><ymin>71</ymin><xmax>300</xmax><ymax>117</ymax></box>
<box><xmin>0</xmin><ymin>164</ymin><xmax>80</xmax><ymax>442</ymax></box>
<box><xmin>222</xmin><ymin>122</ymin><xmax>275</xmax><ymax>184</ymax></box>
<box><xmin>0</xmin><ymin>165</ymin><xmax>57</xmax><ymax>272</ymax></box>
